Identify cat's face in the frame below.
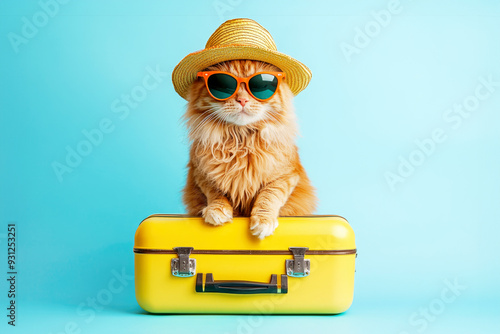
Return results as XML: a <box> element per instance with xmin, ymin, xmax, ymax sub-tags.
<box><xmin>187</xmin><ymin>60</ymin><xmax>292</xmax><ymax>127</ymax></box>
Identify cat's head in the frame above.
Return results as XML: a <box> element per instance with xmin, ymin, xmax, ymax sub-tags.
<box><xmin>185</xmin><ymin>60</ymin><xmax>296</xmax><ymax>134</ymax></box>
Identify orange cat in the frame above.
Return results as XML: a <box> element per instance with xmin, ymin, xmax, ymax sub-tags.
<box><xmin>183</xmin><ymin>60</ymin><xmax>317</xmax><ymax>238</ymax></box>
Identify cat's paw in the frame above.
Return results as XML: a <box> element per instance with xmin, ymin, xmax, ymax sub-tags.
<box><xmin>250</xmin><ymin>215</ymin><xmax>279</xmax><ymax>239</ymax></box>
<box><xmin>202</xmin><ymin>203</ymin><xmax>233</xmax><ymax>226</ymax></box>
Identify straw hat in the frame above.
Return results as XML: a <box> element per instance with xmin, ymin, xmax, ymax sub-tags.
<box><xmin>172</xmin><ymin>18</ymin><xmax>312</xmax><ymax>100</ymax></box>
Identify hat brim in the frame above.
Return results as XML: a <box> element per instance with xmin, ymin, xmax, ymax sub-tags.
<box><xmin>172</xmin><ymin>44</ymin><xmax>312</xmax><ymax>100</ymax></box>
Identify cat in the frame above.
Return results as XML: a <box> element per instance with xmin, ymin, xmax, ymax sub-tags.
<box><xmin>182</xmin><ymin>60</ymin><xmax>317</xmax><ymax>239</ymax></box>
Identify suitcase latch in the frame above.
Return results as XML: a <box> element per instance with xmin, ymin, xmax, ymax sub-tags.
<box><xmin>286</xmin><ymin>247</ymin><xmax>310</xmax><ymax>277</ymax></box>
<box><xmin>171</xmin><ymin>247</ymin><xmax>196</xmax><ymax>277</ymax></box>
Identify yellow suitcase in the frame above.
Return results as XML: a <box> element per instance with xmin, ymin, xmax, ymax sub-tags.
<box><xmin>134</xmin><ymin>214</ymin><xmax>357</xmax><ymax>314</ymax></box>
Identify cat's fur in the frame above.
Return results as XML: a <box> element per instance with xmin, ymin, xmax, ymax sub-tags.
<box><xmin>182</xmin><ymin>60</ymin><xmax>317</xmax><ymax>238</ymax></box>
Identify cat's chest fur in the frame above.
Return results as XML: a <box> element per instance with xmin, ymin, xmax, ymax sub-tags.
<box><xmin>193</xmin><ymin>129</ymin><xmax>293</xmax><ymax>209</ymax></box>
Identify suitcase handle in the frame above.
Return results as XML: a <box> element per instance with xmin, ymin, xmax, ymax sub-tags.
<box><xmin>195</xmin><ymin>273</ymin><xmax>288</xmax><ymax>294</ymax></box>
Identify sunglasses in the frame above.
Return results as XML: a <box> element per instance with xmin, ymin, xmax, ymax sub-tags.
<box><xmin>197</xmin><ymin>71</ymin><xmax>285</xmax><ymax>101</ymax></box>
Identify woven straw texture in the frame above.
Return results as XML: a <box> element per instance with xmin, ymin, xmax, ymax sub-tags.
<box><xmin>172</xmin><ymin>18</ymin><xmax>312</xmax><ymax>100</ymax></box>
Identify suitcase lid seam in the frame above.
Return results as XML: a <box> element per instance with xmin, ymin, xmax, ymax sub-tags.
<box><xmin>133</xmin><ymin>248</ymin><xmax>357</xmax><ymax>255</ymax></box>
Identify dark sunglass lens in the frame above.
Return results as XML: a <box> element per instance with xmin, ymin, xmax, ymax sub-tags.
<box><xmin>248</xmin><ymin>74</ymin><xmax>278</xmax><ymax>100</ymax></box>
<box><xmin>207</xmin><ymin>74</ymin><xmax>237</xmax><ymax>99</ymax></box>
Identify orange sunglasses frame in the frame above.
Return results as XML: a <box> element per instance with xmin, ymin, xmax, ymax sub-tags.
<box><xmin>197</xmin><ymin>71</ymin><xmax>285</xmax><ymax>101</ymax></box>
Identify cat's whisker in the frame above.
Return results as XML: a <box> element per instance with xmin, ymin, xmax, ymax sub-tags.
<box><xmin>190</xmin><ymin>111</ymin><xmax>219</xmax><ymax>139</ymax></box>
<box><xmin>264</xmin><ymin>109</ymin><xmax>281</xmax><ymax>124</ymax></box>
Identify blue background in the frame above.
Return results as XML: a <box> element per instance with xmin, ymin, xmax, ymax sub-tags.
<box><xmin>1</xmin><ymin>0</ymin><xmax>499</xmax><ymax>333</ymax></box>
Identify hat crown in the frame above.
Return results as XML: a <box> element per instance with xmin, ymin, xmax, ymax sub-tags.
<box><xmin>205</xmin><ymin>18</ymin><xmax>277</xmax><ymax>51</ymax></box>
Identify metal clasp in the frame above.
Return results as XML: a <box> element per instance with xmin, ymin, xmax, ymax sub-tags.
<box><xmin>171</xmin><ymin>247</ymin><xmax>196</xmax><ymax>277</ymax></box>
<box><xmin>286</xmin><ymin>247</ymin><xmax>310</xmax><ymax>277</ymax></box>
